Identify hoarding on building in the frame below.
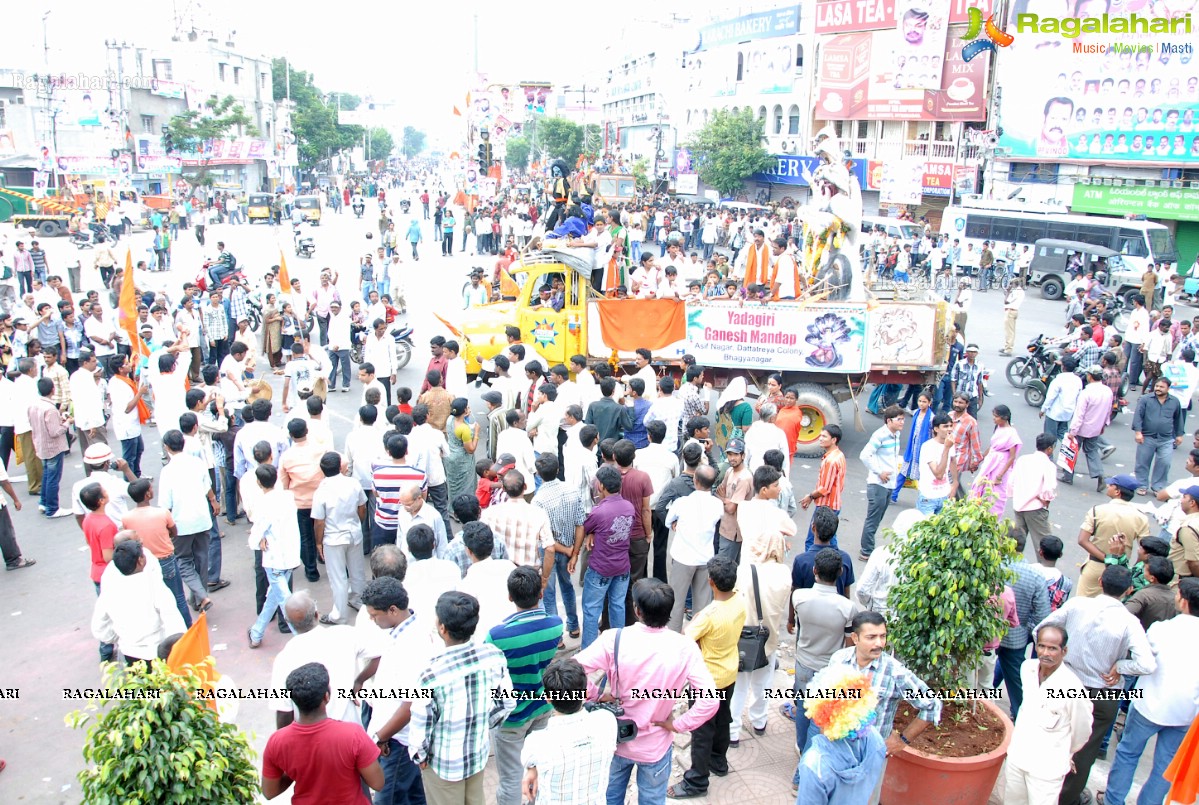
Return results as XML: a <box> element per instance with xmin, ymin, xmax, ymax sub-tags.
<box><xmin>1071</xmin><ymin>182</ymin><xmax>1199</xmax><ymax>221</ymax></box>
<box><xmin>814</xmin><ymin>0</ymin><xmax>991</xmax><ymax>34</ymax></box>
<box><xmin>751</xmin><ymin>154</ymin><xmax>868</xmax><ymax>188</ymax></box>
<box><xmin>816</xmin><ymin>24</ymin><xmax>987</xmax><ymax>120</ymax></box>
<box><xmin>698</xmin><ymin>6</ymin><xmax>802</xmax><ymax>50</ymax></box>
<box><xmin>865</xmin><ymin>159</ymin><xmax>976</xmax><ymax>196</ymax></box>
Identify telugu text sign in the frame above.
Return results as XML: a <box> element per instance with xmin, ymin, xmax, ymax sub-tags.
<box><xmin>1071</xmin><ymin>183</ymin><xmax>1199</xmax><ymax>222</ymax></box>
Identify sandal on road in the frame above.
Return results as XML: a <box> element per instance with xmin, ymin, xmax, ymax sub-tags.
<box><xmin>5</xmin><ymin>558</ymin><xmax>35</xmax><ymax>571</ymax></box>
<box><xmin>667</xmin><ymin>782</ymin><xmax>707</xmax><ymax>799</ymax></box>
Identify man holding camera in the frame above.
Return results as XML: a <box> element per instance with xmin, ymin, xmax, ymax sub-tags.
<box><xmin>575</xmin><ymin>578</ymin><xmax>719</xmax><ymax>805</ymax></box>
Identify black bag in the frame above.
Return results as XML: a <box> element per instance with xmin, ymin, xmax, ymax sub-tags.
<box><xmin>737</xmin><ymin>566</ymin><xmax>771</xmax><ymax>672</ymax></box>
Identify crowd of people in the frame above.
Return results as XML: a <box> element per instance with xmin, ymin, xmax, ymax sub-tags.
<box><xmin>2</xmin><ymin>170</ymin><xmax>1198</xmax><ymax>805</ymax></box>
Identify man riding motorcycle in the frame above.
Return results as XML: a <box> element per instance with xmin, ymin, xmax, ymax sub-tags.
<box><xmin>208</xmin><ymin>241</ymin><xmax>238</xmax><ymax>287</ymax></box>
<box><xmin>351</xmin><ymin>194</ymin><xmax>365</xmax><ymax>217</ymax></box>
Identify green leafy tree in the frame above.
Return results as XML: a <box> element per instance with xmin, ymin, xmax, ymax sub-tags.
<box><xmin>402</xmin><ymin>126</ymin><xmax>426</xmax><ymax>158</ymax></box>
<box><xmin>632</xmin><ymin>158</ymin><xmax>650</xmax><ymax>191</ymax></box>
<box><xmin>67</xmin><ymin>660</ymin><xmax>259</xmax><ymax>804</ymax></box>
<box><xmin>888</xmin><ymin>496</ymin><xmax>1016</xmax><ymax>702</ymax></box>
<box><xmin>505</xmin><ymin>136</ymin><xmax>531</xmax><ymax>170</ymax></box>
<box><xmin>536</xmin><ymin>117</ymin><xmax>585</xmax><ymax>165</ymax></box>
<box><xmin>271</xmin><ymin>58</ymin><xmax>364</xmax><ymax>168</ymax></box>
<box><xmin>684</xmin><ymin>109</ymin><xmax>773</xmax><ymax>198</ymax></box>
<box><xmin>368</xmin><ymin>128</ymin><xmax>394</xmax><ymax>161</ymax></box>
<box><xmin>165</xmin><ymin>95</ymin><xmax>259</xmax><ymax>154</ymax></box>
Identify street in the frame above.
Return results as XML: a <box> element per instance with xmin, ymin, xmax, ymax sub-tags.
<box><xmin>0</xmin><ymin>195</ymin><xmax>1174</xmax><ymax>803</ymax></box>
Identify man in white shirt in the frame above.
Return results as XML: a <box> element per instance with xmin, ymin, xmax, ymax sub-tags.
<box><xmin>326</xmin><ymin>300</ymin><xmax>354</xmax><ymax>392</ymax></box>
<box><xmin>735</xmin><ymin>466</ymin><xmax>798</xmax><ymax>558</ymax></box>
<box><xmin>344</xmin><ymin>405</ymin><xmax>385</xmax><ymax>547</ymax></box>
<box><xmin>159</xmin><ymin>430</ymin><xmax>219</xmax><ymax>612</ymax></box>
<box><xmin>401</xmin><ymin>523</ymin><xmax>462</xmax><ymax>626</ymax></box>
<box><xmin>71</xmin><ymin>444</ymin><xmax>137</xmax><ymax>529</ymax></box>
<box><xmin>92</xmin><ymin>538</ymin><xmax>186</xmax><ymax>663</ymax></box>
<box><xmin>363</xmin><ymin>318</ymin><xmax>398</xmax><ymax>404</ymax></box>
<box><xmin>457</xmin><ymin>521</ymin><xmax>518</xmax><ymax>643</ymax></box>
<box><xmin>625</xmin><ymin>349</ymin><xmax>658</xmax><ymax>402</ymax></box>
<box><xmin>1011</xmin><ymin>434</ymin><xmax>1059</xmax><ymax>543</ymax></box>
<box><xmin>744</xmin><ymin>403</ymin><xmax>790</xmax><ymax>476</ymax></box>
<box><xmin>1003</xmin><ymin>623</ymin><xmax>1093</xmax><ymax>805</ymax></box>
<box><xmin>84</xmin><ymin>306</ymin><xmax>117</xmax><ymax>363</ymax></box>
<box><xmin>268</xmin><ymin>590</ymin><xmax>380</xmax><ymax>727</ymax></box>
<box><xmin>444</xmin><ymin>340</ymin><xmax>469</xmax><ymax>399</ymax></box>
<box><xmin>644</xmin><ymin>377</ymin><xmax>684</xmax><ymax>453</ymax></box>
<box><xmin>1124</xmin><ymin>293</ymin><xmax>1151</xmax><ymax>389</ymax></box>
<box><xmin>70</xmin><ymin>352</ymin><xmax>109</xmax><ymax>455</ymax></box>
<box><xmin>497</xmin><ymin>410</ymin><xmax>537</xmax><ymax>494</ymax></box>
<box><xmin>1103</xmin><ymin>578</ymin><xmax>1199</xmax><ymax>805</ymax></box>
<box><xmin>312</xmin><ymin>452</ymin><xmax>368</xmax><ymax>624</ymax></box>
<box><xmin>636</xmin><ymin>419</ymin><xmax>679</xmax><ymax>580</ymax></box>
<box><xmin>360</xmin><ymin>576</ymin><xmax>440</xmax><ymax>802</ymax></box>
<box><xmin>665</xmin><ymin>465</ymin><xmax>723</xmax><ymax>631</ymax></box>
<box><xmin>395</xmin><ymin>480</ymin><xmax>448</xmax><ymax>560</ymax></box>
<box><xmin>150</xmin><ymin>353</ymin><xmax>189</xmax><ymax>452</ymax></box>
<box><xmin>527</xmin><ymin>383</ymin><xmax>563</xmax><ymax>463</ymax></box>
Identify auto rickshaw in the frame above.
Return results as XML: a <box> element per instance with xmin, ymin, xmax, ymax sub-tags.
<box><xmin>295</xmin><ymin>195</ymin><xmax>322</xmax><ymax>225</ymax></box>
<box><xmin>246</xmin><ymin>193</ymin><xmax>273</xmax><ymax>223</ymax></box>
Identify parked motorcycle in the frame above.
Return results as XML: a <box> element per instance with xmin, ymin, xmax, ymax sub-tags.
<box><xmin>1022</xmin><ymin>357</ymin><xmax>1065</xmax><ymax>407</ymax></box>
<box><xmin>1006</xmin><ymin>335</ymin><xmax>1058</xmax><ymax>389</ymax></box>
<box><xmin>351</xmin><ymin>324</ymin><xmax>414</xmax><ymax>369</ymax></box>
<box><xmin>294</xmin><ymin>228</ymin><xmax>316</xmax><ymax>259</ymax></box>
<box><xmin>245</xmin><ymin>296</ymin><xmax>263</xmax><ymax>332</ymax></box>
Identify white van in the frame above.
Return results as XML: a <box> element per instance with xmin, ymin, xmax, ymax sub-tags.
<box><xmin>861</xmin><ymin>215</ymin><xmax>923</xmax><ymax>242</ymax></box>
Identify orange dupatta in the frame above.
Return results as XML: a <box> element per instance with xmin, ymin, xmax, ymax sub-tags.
<box><xmin>115</xmin><ymin>373</ymin><xmax>151</xmax><ymax>424</ymax></box>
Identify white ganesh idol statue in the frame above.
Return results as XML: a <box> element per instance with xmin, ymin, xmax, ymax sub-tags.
<box><xmin>798</xmin><ymin>126</ymin><xmax>864</xmax><ymax>302</ymax></box>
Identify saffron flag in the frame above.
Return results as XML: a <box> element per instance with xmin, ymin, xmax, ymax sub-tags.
<box><xmin>278</xmin><ymin>250</ymin><xmax>292</xmax><ymax>290</ymax></box>
<box><xmin>453</xmin><ymin>106</ymin><xmax>462</xmax><ymax>117</ymax></box>
<box><xmin>593</xmin><ymin>299</ymin><xmax>686</xmax><ymax>352</ymax></box>
<box><xmin>166</xmin><ymin>611</ymin><xmax>220</xmax><ymax>709</ymax></box>
<box><xmin>117</xmin><ymin>249</ymin><xmax>150</xmax><ymax>363</ymax></box>
<box><xmin>433</xmin><ymin>312</ymin><xmax>463</xmax><ymax>338</ymax></box>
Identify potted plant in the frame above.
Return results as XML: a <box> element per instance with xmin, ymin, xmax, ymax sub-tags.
<box><xmin>884</xmin><ymin>494</ymin><xmax>1018</xmax><ymax>805</ymax></box>
<box><xmin>67</xmin><ymin>659</ymin><xmax>259</xmax><ymax>804</ymax></box>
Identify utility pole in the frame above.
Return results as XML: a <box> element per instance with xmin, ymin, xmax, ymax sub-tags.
<box><xmin>285</xmin><ymin>56</ymin><xmax>290</xmax><ymax>102</ymax></box>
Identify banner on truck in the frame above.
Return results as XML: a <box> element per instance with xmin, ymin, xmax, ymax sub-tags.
<box><xmin>685</xmin><ymin>303</ymin><xmax>869</xmax><ymax>372</ymax></box>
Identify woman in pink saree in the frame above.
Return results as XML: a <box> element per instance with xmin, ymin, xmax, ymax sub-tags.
<box><xmin>971</xmin><ymin>405</ymin><xmax>1023</xmax><ymax>516</ymax></box>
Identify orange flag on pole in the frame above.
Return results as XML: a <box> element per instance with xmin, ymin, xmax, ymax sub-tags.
<box><xmin>278</xmin><ymin>250</ymin><xmax>292</xmax><ymax>289</ymax></box>
<box><xmin>453</xmin><ymin>106</ymin><xmax>462</xmax><ymax>117</ymax></box>
<box><xmin>118</xmin><ymin>248</ymin><xmax>149</xmax><ymax>362</ymax></box>
<box><xmin>166</xmin><ymin>611</ymin><xmax>220</xmax><ymax>710</ymax></box>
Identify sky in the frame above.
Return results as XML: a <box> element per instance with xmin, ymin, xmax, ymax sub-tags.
<box><xmin>9</xmin><ymin>0</ymin><xmax>760</xmax><ymax>145</ymax></box>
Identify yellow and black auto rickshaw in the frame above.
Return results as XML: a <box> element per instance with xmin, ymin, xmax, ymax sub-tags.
<box><xmin>247</xmin><ymin>193</ymin><xmax>273</xmax><ymax>223</ymax></box>
<box><xmin>295</xmin><ymin>195</ymin><xmax>322</xmax><ymax>225</ymax></box>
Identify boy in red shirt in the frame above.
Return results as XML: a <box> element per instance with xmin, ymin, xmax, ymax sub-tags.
<box><xmin>262</xmin><ymin>662</ymin><xmax>383</xmax><ymax>804</ymax></box>
<box><xmin>80</xmin><ymin>482</ymin><xmax>117</xmax><ymax>663</ymax></box>
<box><xmin>474</xmin><ymin>459</ymin><xmax>501</xmax><ymax>509</ymax></box>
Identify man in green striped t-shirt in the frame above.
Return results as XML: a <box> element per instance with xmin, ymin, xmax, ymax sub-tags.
<box><xmin>486</xmin><ymin>565</ymin><xmax>565</xmax><ymax>805</ymax></box>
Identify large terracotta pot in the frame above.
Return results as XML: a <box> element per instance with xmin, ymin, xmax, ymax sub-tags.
<box><xmin>881</xmin><ymin>699</ymin><xmax>1014</xmax><ymax>805</ymax></box>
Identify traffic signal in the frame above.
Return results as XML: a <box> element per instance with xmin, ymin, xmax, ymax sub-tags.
<box><xmin>477</xmin><ymin>143</ymin><xmax>487</xmax><ymax>170</ymax></box>
<box><xmin>161</xmin><ymin>124</ymin><xmax>175</xmax><ymax>154</ymax></box>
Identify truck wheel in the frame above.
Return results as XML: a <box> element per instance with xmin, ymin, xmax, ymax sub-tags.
<box><xmin>1122</xmin><ymin>288</ymin><xmax>1138</xmax><ymax>309</ymax></box>
<box><xmin>39</xmin><ymin>221</ymin><xmax>60</xmax><ymax>237</ymax></box>
<box><xmin>791</xmin><ymin>383</ymin><xmax>841</xmax><ymax>458</ymax></box>
<box><xmin>1040</xmin><ymin>277</ymin><xmax>1064</xmax><ymax>300</ymax></box>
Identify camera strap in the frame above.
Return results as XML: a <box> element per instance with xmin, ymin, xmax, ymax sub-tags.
<box><xmin>611</xmin><ymin>628</ymin><xmax>623</xmax><ymax>704</ymax></box>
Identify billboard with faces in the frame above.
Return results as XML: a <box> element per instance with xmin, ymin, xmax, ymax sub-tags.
<box><xmin>996</xmin><ymin>5</ymin><xmax>1199</xmax><ymax>163</ymax></box>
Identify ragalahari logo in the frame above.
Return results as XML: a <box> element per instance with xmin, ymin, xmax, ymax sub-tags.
<box><xmin>961</xmin><ymin>7</ymin><xmax>1015</xmax><ymax>61</ymax></box>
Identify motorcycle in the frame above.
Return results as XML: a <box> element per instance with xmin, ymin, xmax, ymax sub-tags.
<box><xmin>195</xmin><ymin>261</ymin><xmax>248</xmax><ymax>293</ymax></box>
<box><xmin>246</xmin><ymin>296</ymin><xmax>263</xmax><ymax>332</ymax></box>
<box><xmin>70</xmin><ymin>229</ymin><xmax>95</xmax><ymax>249</ymax></box>
<box><xmin>351</xmin><ymin>324</ymin><xmax>414</xmax><ymax>369</ymax></box>
<box><xmin>1006</xmin><ymin>335</ymin><xmax>1058</xmax><ymax>389</ymax></box>
<box><xmin>1022</xmin><ymin>355</ymin><xmax>1065</xmax><ymax>407</ymax></box>
<box><xmin>353</xmin><ymin>201</ymin><xmax>365</xmax><ymax>219</ymax></box>
<box><xmin>294</xmin><ymin>227</ymin><xmax>316</xmax><ymax>259</ymax></box>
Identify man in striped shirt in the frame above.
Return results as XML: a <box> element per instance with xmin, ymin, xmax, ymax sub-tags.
<box><xmin>801</xmin><ymin>425</ymin><xmax>846</xmax><ymax>551</ymax></box>
<box><xmin>409</xmin><ymin>591</ymin><xmax>515</xmax><ymax>802</ymax></box>
<box><xmin>372</xmin><ymin>434</ymin><xmax>426</xmax><ymax>548</ymax></box>
<box><xmin>486</xmin><ymin>566</ymin><xmax>564</xmax><ymax>805</ymax></box>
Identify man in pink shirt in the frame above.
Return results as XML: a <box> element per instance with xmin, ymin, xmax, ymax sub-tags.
<box><xmin>279</xmin><ymin>419</ymin><xmax>327</xmax><ymax>584</ymax></box>
<box><xmin>309</xmin><ymin>272</ymin><xmax>340</xmax><ymax>347</ymax></box>
<box><xmin>575</xmin><ymin>578</ymin><xmax>719</xmax><ymax>804</ymax></box>
<box><xmin>1011</xmin><ymin>433</ymin><xmax>1058</xmax><ymax>543</ymax></box>
<box><xmin>28</xmin><ymin>377</ymin><xmax>72</xmax><ymax>518</ymax></box>
<box><xmin>1068</xmin><ymin>366</ymin><xmax>1114</xmax><ymax>490</ymax></box>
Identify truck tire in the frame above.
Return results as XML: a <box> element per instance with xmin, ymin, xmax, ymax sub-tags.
<box><xmin>1122</xmin><ymin>288</ymin><xmax>1138</xmax><ymax>308</ymax></box>
<box><xmin>39</xmin><ymin>220</ymin><xmax>60</xmax><ymax>237</ymax></box>
<box><xmin>1040</xmin><ymin>276</ymin><xmax>1064</xmax><ymax>300</ymax></box>
<box><xmin>791</xmin><ymin>383</ymin><xmax>842</xmax><ymax>458</ymax></box>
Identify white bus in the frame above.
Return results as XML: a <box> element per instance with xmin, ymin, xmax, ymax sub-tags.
<box><xmin>940</xmin><ymin>200</ymin><xmax>1178</xmax><ymax>274</ymax></box>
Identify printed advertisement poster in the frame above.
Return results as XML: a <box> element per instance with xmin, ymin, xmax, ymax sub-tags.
<box><xmin>817</xmin><ymin>25</ymin><xmax>987</xmax><ymax>120</ymax></box>
<box><xmin>886</xmin><ymin>0</ymin><xmax>950</xmax><ymax>91</ymax></box>
<box><xmin>742</xmin><ymin>40</ymin><xmax>799</xmax><ymax>93</ymax></box>
<box><xmin>1071</xmin><ymin>182</ymin><xmax>1199</xmax><ymax>222</ymax></box>
<box><xmin>684</xmin><ymin>304</ymin><xmax>869</xmax><ymax>372</ymax></box>
<box><xmin>879</xmin><ymin>159</ymin><xmax>926</xmax><ymax>204</ymax></box>
<box><xmin>996</xmin><ymin>11</ymin><xmax>1199</xmax><ymax>163</ymax></box>
<box><xmin>814</xmin><ymin>0</ymin><xmax>990</xmax><ymax>34</ymax></box>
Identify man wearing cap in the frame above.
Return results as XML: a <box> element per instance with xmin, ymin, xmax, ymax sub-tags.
<box><xmin>950</xmin><ymin>344</ymin><xmax>985</xmax><ymax>418</ymax></box>
<box><xmin>1076</xmin><ymin>475</ymin><xmax>1151</xmax><ymax>599</ymax></box>
<box><xmin>1068</xmin><ymin>366</ymin><xmax>1115</xmax><ymax>490</ymax></box>
<box><xmin>1132</xmin><ymin>376</ymin><xmax>1184</xmax><ymax>496</ymax></box>
<box><xmin>325</xmin><ymin>300</ymin><xmax>353</xmax><ymax>393</ymax></box>
<box><xmin>715</xmin><ymin>438</ymin><xmax>753</xmax><ymax>562</ymax></box>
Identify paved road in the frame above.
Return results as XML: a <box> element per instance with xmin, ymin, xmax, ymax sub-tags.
<box><xmin>0</xmin><ymin>197</ymin><xmax>1172</xmax><ymax>803</ymax></box>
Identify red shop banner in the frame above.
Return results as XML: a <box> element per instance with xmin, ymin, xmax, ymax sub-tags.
<box><xmin>866</xmin><ymin>160</ymin><xmax>976</xmax><ymax>196</ymax></box>
<box><xmin>815</xmin><ymin>0</ymin><xmax>993</xmax><ymax>34</ymax></box>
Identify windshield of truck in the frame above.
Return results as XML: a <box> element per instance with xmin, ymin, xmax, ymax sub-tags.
<box><xmin>1149</xmin><ymin>228</ymin><xmax>1178</xmax><ymax>264</ymax></box>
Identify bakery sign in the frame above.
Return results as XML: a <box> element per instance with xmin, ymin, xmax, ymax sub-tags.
<box><xmin>815</xmin><ymin>0</ymin><xmax>992</xmax><ymax>33</ymax></box>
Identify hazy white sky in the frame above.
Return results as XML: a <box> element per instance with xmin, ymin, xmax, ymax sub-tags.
<box><xmin>11</xmin><ymin>0</ymin><xmax>755</xmax><ymax>143</ymax></box>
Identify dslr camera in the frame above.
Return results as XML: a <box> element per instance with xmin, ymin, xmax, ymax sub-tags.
<box><xmin>584</xmin><ymin>700</ymin><xmax>638</xmax><ymax>744</ymax></box>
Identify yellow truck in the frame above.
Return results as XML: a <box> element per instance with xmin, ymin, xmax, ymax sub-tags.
<box><xmin>442</xmin><ymin>249</ymin><xmax>952</xmax><ymax>456</ymax></box>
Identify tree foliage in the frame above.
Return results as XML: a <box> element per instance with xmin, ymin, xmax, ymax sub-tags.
<box><xmin>401</xmin><ymin>126</ymin><xmax>426</xmax><ymax>158</ymax></box>
<box><xmin>632</xmin><ymin>158</ymin><xmax>650</xmax><ymax>191</ymax></box>
<box><xmin>887</xmin><ymin>496</ymin><xmax>1016</xmax><ymax>699</ymax></box>
<box><xmin>271</xmin><ymin>58</ymin><xmax>364</xmax><ymax>168</ymax></box>
<box><xmin>67</xmin><ymin>659</ymin><xmax>259</xmax><ymax>804</ymax></box>
<box><xmin>368</xmin><ymin>128</ymin><xmax>394</xmax><ymax>161</ymax></box>
<box><xmin>165</xmin><ymin>95</ymin><xmax>258</xmax><ymax>154</ymax></box>
<box><xmin>684</xmin><ymin>109</ymin><xmax>773</xmax><ymax>197</ymax></box>
<box><xmin>505</xmin><ymin>136</ymin><xmax>531</xmax><ymax>170</ymax></box>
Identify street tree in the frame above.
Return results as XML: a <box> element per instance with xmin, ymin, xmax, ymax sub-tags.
<box><xmin>535</xmin><ymin>117</ymin><xmax>585</xmax><ymax>165</ymax></box>
<box><xmin>402</xmin><ymin>126</ymin><xmax>426</xmax><ymax>158</ymax></box>
<box><xmin>685</xmin><ymin>109</ymin><xmax>773</xmax><ymax>198</ymax></box>
<box><xmin>505</xmin><ymin>136</ymin><xmax>531</xmax><ymax>170</ymax></box>
<box><xmin>368</xmin><ymin>128</ymin><xmax>394</xmax><ymax>161</ymax></box>
<box><xmin>165</xmin><ymin>95</ymin><xmax>258</xmax><ymax>154</ymax></box>
<box><xmin>271</xmin><ymin>58</ymin><xmax>364</xmax><ymax>168</ymax></box>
